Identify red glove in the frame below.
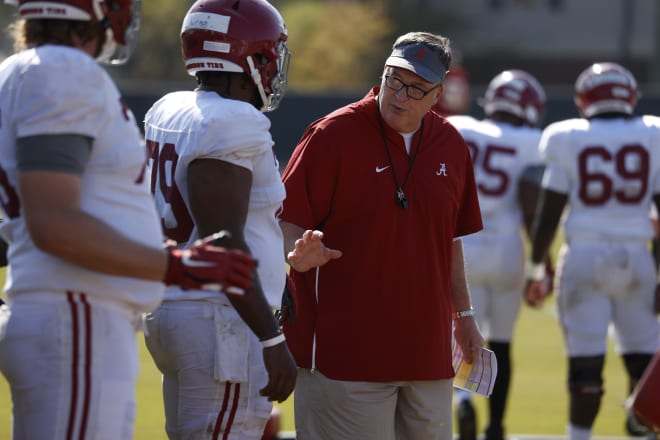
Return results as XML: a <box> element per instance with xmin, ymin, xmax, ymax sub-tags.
<box><xmin>164</xmin><ymin>234</ymin><xmax>256</xmax><ymax>295</ymax></box>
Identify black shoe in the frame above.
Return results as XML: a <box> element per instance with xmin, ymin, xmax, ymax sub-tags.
<box><xmin>625</xmin><ymin>410</ymin><xmax>654</xmax><ymax>437</ymax></box>
<box><xmin>456</xmin><ymin>400</ymin><xmax>477</xmax><ymax>440</ymax></box>
<box><xmin>484</xmin><ymin>424</ymin><xmax>505</xmax><ymax>440</ymax></box>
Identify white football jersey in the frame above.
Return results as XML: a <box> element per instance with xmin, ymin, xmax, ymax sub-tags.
<box><xmin>447</xmin><ymin>115</ymin><xmax>543</xmax><ymax>235</ymax></box>
<box><xmin>145</xmin><ymin>90</ymin><xmax>286</xmax><ymax>307</ymax></box>
<box><xmin>0</xmin><ymin>46</ymin><xmax>165</xmax><ymax>311</ymax></box>
<box><xmin>541</xmin><ymin>116</ymin><xmax>660</xmax><ymax>242</ymax></box>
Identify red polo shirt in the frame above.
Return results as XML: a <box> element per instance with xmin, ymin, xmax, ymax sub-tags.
<box><xmin>280</xmin><ymin>88</ymin><xmax>482</xmax><ymax>381</ymax></box>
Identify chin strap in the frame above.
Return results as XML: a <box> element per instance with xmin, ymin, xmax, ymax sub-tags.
<box><xmin>247</xmin><ymin>56</ymin><xmax>270</xmax><ymax>112</ymax></box>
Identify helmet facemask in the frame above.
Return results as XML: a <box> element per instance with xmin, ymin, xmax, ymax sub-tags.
<box><xmin>94</xmin><ymin>0</ymin><xmax>142</xmax><ymax>65</ymax></box>
<box><xmin>248</xmin><ymin>40</ymin><xmax>290</xmax><ymax>112</ymax></box>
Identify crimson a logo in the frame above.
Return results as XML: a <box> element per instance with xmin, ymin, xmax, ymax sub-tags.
<box><xmin>413</xmin><ymin>47</ymin><xmax>428</xmax><ymax>61</ymax></box>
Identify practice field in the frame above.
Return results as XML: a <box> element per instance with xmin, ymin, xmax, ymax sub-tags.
<box><xmin>0</xmin><ymin>294</ymin><xmax>644</xmax><ymax>439</ymax></box>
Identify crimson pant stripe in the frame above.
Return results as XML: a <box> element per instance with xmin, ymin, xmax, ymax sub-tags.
<box><xmin>78</xmin><ymin>294</ymin><xmax>92</xmax><ymax>440</ymax></box>
<box><xmin>64</xmin><ymin>292</ymin><xmax>92</xmax><ymax>440</ymax></box>
<box><xmin>212</xmin><ymin>383</ymin><xmax>232</xmax><ymax>439</ymax></box>
<box><xmin>212</xmin><ymin>383</ymin><xmax>242</xmax><ymax>440</ymax></box>
<box><xmin>222</xmin><ymin>383</ymin><xmax>241</xmax><ymax>440</ymax></box>
<box><xmin>65</xmin><ymin>292</ymin><xmax>80</xmax><ymax>440</ymax></box>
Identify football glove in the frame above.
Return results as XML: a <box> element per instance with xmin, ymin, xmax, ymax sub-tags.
<box><xmin>164</xmin><ymin>232</ymin><xmax>256</xmax><ymax>295</ymax></box>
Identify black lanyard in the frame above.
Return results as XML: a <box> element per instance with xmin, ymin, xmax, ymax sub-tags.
<box><xmin>376</xmin><ymin>110</ymin><xmax>424</xmax><ymax>209</ymax></box>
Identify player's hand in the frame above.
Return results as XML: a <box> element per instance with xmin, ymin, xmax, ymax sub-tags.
<box><xmin>287</xmin><ymin>230</ymin><xmax>342</xmax><ymax>273</ymax></box>
<box><xmin>260</xmin><ymin>342</ymin><xmax>297</xmax><ymax>402</ymax></box>
<box><xmin>453</xmin><ymin>316</ymin><xmax>485</xmax><ymax>364</ymax></box>
<box><xmin>524</xmin><ymin>279</ymin><xmax>549</xmax><ymax>308</ymax></box>
<box><xmin>164</xmin><ymin>232</ymin><xmax>256</xmax><ymax>294</ymax></box>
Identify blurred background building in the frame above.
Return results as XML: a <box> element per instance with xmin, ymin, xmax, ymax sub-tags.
<box><xmin>1</xmin><ymin>0</ymin><xmax>658</xmax><ymax>159</ymax></box>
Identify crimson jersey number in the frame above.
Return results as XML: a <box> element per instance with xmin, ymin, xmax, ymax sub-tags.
<box><xmin>578</xmin><ymin>144</ymin><xmax>648</xmax><ymax>205</ymax></box>
<box><xmin>0</xmin><ymin>165</ymin><xmax>20</xmax><ymax>219</ymax></box>
<box><xmin>146</xmin><ymin>139</ymin><xmax>194</xmax><ymax>242</ymax></box>
<box><xmin>465</xmin><ymin>141</ymin><xmax>516</xmax><ymax>196</ymax></box>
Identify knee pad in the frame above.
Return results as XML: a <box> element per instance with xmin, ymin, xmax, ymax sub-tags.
<box><xmin>568</xmin><ymin>356</ymin><xmax>604</xmax><ymax>396</ymax></box>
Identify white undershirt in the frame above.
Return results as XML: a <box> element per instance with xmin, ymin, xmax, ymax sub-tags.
<box><xmin>400</xmin><ymin>130</ymin><xmax>415</xmax><ymax>155</ymax></box>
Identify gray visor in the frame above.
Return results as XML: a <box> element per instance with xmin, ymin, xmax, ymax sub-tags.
<box><xmin>385</xmin><ymin>43</ymin><xmax>448</xmax><ymax>83</ymax></box>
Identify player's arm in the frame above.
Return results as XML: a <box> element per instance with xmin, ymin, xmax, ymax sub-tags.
<box><xmin>519</xmin><ymin>164</ymin><xmax>555</xmax><ymax>284</ymax></box>
<box><xmin>524</xmin><ymin>187</ymin><xmax>567</xmax><ymax>307</ymax></box>
<box><xmin>451</xmin><ymin>239</ymin><xmax>485</xmax><ymax>364</ymax></box>
<box><xmin>518</xmin><ymin>164</ymin><xmax>545</xmax><ymax>239</ymax></box>
<box><xmin>187</xmin><ymin>157</ymin><xmax>296</xmax><ymax>402</ymax></box>
<box><xmin>17</xmin><ymin>135</ymin><xmax>254</xmax><ymax>290</ymax></box>
<box><xmin>18</xmin><ymin>135</ymin><xmax>169</xmax><ymax>280</ymax></box>
<box><xmin>0</xmin><ymin>233</ymin><xmax>7</xmax><ymax>268</ymax></box>
<box><xmin>653</xmin><ymin>194</ymin><xmax>660</xmax><ymax>314</ymax></box>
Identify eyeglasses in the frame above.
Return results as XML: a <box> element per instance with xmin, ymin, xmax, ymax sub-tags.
<box><xmin>383</xmin><ymin>75</ymin><xmax>440</xmax><ymax>100</ymax></box>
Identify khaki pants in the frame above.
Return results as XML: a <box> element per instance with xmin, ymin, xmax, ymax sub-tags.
<box><xmin>294</xmin><ymin>369</ymin><xmax>453</xmax><ymax>440</ymax></box>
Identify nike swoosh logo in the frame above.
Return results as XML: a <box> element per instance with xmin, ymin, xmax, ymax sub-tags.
<box><xmin>181</xmin><ymin>254</ymin><xmax>214</xmax><ymax>268</ymax></box>
<box><xmin>376</xmin><ymin>166</ymin><xmax>390</xmax><ymax>173</ymax></box>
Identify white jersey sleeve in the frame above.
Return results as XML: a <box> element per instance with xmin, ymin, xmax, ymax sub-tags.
<box><xmin>13</xmin><ymin>50</ymin><xmax>107</xmax><ymax>139</ymax></box>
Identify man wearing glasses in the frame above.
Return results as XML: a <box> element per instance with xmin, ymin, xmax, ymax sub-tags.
<box><xmin>278</xmin><ymin>31</ymin><xmax>485</xmax><ymax>439</ymax></box>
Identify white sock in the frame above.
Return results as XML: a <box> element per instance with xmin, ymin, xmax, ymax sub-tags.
<box><xmin>567</xmin><ymin>424</ymin><xmax>592</xmax><ymax>440</ymax></box>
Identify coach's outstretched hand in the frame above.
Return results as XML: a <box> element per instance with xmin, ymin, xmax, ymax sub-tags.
<box><xmin>164</xmin><ymin>233</ymin><xmax>256</xmax><ymax>294</ymax></box>
<box><xmin>287</xmin><ymin>229</ymin><xmax>342</xmax><ymax>273</ymax></box>
<box><xmin>260</xmin><ymin>340</ymin><xmax>297</xmax><ymax>403</ymax></box>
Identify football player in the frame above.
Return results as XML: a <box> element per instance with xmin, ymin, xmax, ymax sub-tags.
<box><xmin>525</xmin><ymin>62</ymin><xmax>660</xmax><ymax>440</ymax></box>
<box><xmin>0</xmin><ymin>1</ymin><xmax>256</xmax><ymax>439</ymax></box>
<box><xmin>142</xmin><ymin>0</ymin><xmax>297</xmax><ymax>438</ymax></box>
<box><xmin>447</xmin><ymin>70</ymin><xmax>547</xmax><ymax>440</ymax></box>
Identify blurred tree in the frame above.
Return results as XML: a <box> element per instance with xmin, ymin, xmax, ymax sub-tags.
<box><xmin>0</xmin><ymin>4</ymin><xmax>17</xmax><ymax>58</ymax></box>
<box><xmin>273</xmin><ymin>0</ymin><xmax>393</xmax><ymax>92</ymax></box>
<box><xmin>120</xmin><ymin>1</ymin><xmax>192</xmax><ymax>83</ymax></box>
<box><xmin>0</xmin><ymin>0</ymin><xmax>460</xmax><ymax>93</ymax></box>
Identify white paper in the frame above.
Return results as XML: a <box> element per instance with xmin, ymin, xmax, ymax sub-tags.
<box><xmin>452</xmin><ymin>344</ymin><xmax>498</xmax><ymax>397</ymax></box>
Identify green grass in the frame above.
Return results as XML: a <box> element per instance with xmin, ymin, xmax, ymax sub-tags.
<box><xmin>0</xmin><ymin>298</ymin><xmax>634</xmax><ymax>439</ymax></box>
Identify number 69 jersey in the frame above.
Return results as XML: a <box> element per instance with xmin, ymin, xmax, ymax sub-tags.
<box><xmin>540</xmin><ymin>115</ymin><xmax>660</xmax><ymax>243</ymax></box>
